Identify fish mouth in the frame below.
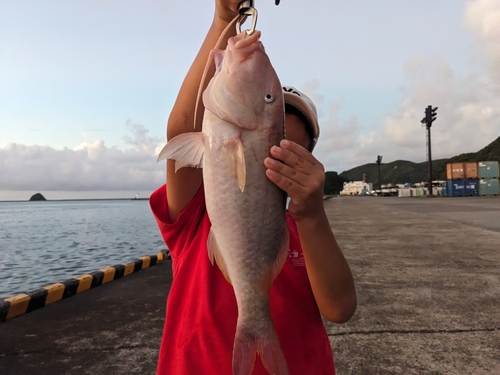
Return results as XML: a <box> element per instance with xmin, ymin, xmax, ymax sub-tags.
<box><xmin>202</xmin><ymin>28</ymin><xmax>282</xmax><ymax>131</ymax></box>
<box><xmin>227</xmin><ymin>30</ymin><xmax>263</xmax><ymax>63</ymax></box>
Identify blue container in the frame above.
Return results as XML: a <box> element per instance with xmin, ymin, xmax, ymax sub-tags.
<box><xmin>441</xmin><ymin>182</ymin><xmax>448</xmax><ymax>197</ymax></box>
<box><xmin>446</xmin><ymin>180</ymin><xmax>465</xmax><ymax>197</ymax></box>
<box><xmin>464</xmin><ymin>179</ymin><xmax>479</xmax><ymax>196</ymax></box>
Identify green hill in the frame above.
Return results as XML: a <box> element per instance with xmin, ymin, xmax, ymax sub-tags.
<box><xmin>338</xmin><ymin>159</ymin><xmax>448</xmax><ymax>186</ymax></box>
<box><xmin>325</xmin><ymin>136</ymin><xmax>500</xmax><ymax>189</ymax></box>
<box><xmin>435</xmin><ymin>136</ymin><xmax>500</xmax><ymax>179</ymax></box>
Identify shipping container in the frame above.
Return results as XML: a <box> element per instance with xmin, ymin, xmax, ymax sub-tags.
<box><xmin>446</xmin><ymin>163</ymin><xmax>465</xmax><ymax>180</ymax></box>
<box><xmin>398</xmin><ymin>188</ymin><xmax>412</xmax><ymax>198</ymax></box>
<box><xmin>464</xmin><ymin>179</ymin><xmax>479</xmax><ymax>196</ymax></box>
<box><xmin>441</xmin><ymin>182</ymin><xmax>448</xmax><ymax>197</ymax></box>
<box><xmin>478</xmin><ymin>178</ymin><xmax>500</xmax><ymax>196</ymax></box>
<box><xmin>433</xmin><ymin>187</ymin><xmax>442</xmax><ymax>196</ymax></box>
<box><xmin>446</xmin><ymin>180</ymin><xmax>465</xmax><ymax>197</ymax></box>
<box><xmin>464</xmin><ymin>162</ymin><xmax>478</xmax><ymax>179</ymax></box>
<box><xmin>478</xmin><ymin>161</ymin><xmax>500</xmax><ymax>179</ymax></box>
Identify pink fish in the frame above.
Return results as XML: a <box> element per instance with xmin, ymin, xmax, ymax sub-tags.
<box><xmin>158</xmin><ymin>29</ymin><xmax>289</xmax><ymax>375</ymax></box>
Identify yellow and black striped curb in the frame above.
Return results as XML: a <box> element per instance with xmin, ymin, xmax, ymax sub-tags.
<box><xmin>0</xmin><ymin>250</ymin><xmax>170</xmax><ymax>323</ymax></box>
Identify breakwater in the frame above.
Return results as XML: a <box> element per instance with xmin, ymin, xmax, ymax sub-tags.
<box><xmin>0</xmin><ymin>251</ymin><xmax>169</xmax><ymax>322</ymax></box>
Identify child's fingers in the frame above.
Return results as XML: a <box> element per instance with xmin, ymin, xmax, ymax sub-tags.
<box><xmin>269</xmin><ymin>142</ymin><xmax>316</xmax><ymax>176</ymax></box>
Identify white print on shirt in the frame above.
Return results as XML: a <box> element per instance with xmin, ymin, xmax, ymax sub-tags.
<box><xmin>288</xmin><ymin>248</ymin><xmax>305</xmax><ymax>267</ymax></box>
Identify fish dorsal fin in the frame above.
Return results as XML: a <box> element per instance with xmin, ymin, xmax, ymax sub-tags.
<box><xmin>194</xmin><ymin>14</ymin><xmax>240</xmax><ymax>129</ymax></box>
<box><xmin>157</xmin><ymin>132</ymin><xmax>205</xmax><ymax>172</ymax></box>
<box><xmin>207</xmin><ymin>229</ymin><xmax>232</xmax><ymax>284</ymax></box>
<box><xmin>271</xmin><ymin>223</ymin><xmax>290</xmax><ymax>282</ymax></box>
<box><xmin>224</xmin><ymin>135</ymin><xmax>246</xmax><ymax>192</ymax></box>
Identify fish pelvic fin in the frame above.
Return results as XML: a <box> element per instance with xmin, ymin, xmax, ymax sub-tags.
<box><xmin>156</xmin><ymin>132</ymin><xmax>205</xmax><ymax>172</ymax></box>
<box><xmin>271</xmin><ymin>223</ymin><xmax>290</xmax><ymax>282</ymax></box>
<box><xmin>223</xmin><ymin>136</ymin><xmax>246</xmax><ymax>192</ymax></box>
<box><xmin>233</xmin><ymin>323</ymin><xmax>289</xmax><ymax>375</ymax></box>
<box><xmin>207</xmin><ymin>229</ymin><xmax>232</xmax><ymax>284</ymax></box>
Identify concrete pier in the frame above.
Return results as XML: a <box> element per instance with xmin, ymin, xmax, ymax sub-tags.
<box><xmin>0</xmin><ymin>261</ymin><xmax>171</xmax><ymax>374</ymax></box>
<box><xmin>326</xmin><ymin>196</ymin><xmax>500</xmax><ymax>375</ymax></box>
<box><xmin>1</xmin><ymin>196</ymin><xmax>499</xmax><ymax>374</ymax></box>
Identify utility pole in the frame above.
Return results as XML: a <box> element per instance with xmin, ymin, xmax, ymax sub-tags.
<box><xmin>420</xmin><ymin>105</ymin><xmax>438</xmax><ymax>196</ymax></box>
<box><xmin>376</xmin><ymin>155</ymin><xmax>383</xmax><ymax>191</ymax></box>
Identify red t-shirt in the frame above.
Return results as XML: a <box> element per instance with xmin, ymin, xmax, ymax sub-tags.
<box><xmin>150</xmin><ymin>184</ymin><xmax>335</xmax><ymax>375</ymax></box>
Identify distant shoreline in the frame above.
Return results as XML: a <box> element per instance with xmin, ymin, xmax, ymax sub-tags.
<box><xmin>0</xmin><ymin>198</ymin><xmax>150</xmax><ymax>203</ymax></box>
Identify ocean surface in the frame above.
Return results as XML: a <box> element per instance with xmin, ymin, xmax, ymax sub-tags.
<box><xmin>0</xmin><ymin>199</ymin><xmax>167</xmax><ymax>299</ymax></box>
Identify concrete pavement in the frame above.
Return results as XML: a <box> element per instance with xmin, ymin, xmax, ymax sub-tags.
<box><xmin>0</xmin><ymin>260</ymin><xmax>171</xmax><ymax>374</ymax></box>
<box><xmin>326</xmin><ymin>196</ymin><xmax>500</xmax><ymax>375</ymax></box>
<box><xmin>0</xmin><ymin>196</ymin><xmax>499</xmax><ymax>374</ymax></box>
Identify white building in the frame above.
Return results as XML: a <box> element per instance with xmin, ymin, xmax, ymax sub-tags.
<box><xmin>340</xmin><ymin>181</ymin><xmax>373</xmax><ymax>196</ymax></box>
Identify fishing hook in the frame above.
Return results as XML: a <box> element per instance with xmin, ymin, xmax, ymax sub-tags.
<box><xmin>237</xmin><ymin>1</ymin><xmax>258</xmax><ymax>35</ymax></box>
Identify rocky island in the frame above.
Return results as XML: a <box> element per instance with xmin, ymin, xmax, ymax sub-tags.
<box><xmin>29</xmin><ymin>193</ymin><xmax>47</xmax><ymax>201</ymax></box>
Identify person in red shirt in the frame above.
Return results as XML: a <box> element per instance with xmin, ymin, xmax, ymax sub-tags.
<box><xmin>150</xmin><ymin>1</ymin><xmax>357</xmax><ymax>374</ymax></box>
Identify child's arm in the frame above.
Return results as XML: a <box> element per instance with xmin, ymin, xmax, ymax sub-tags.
<box><xmin>165</xmin><ymin>1</ymin><xmax>240</xmax><ymax>223</ymax></box>
<box><xmin>265</xmin><ymin>139</ymin><xmax>358</xmax><ymax>323</ymax></box>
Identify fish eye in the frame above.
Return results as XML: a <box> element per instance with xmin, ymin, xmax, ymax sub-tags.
<box><xmin>264</xmin><ymin>93</ymin><xmax>274</xmax><ymax>103</ymax></box>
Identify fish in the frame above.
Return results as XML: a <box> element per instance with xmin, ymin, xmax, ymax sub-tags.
<box><xmin>158</xmin><ymin>29</ymin><xmax>290</xmax><ymax>375</ymax></box>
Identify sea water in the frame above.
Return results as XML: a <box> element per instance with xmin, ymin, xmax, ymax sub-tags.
<box><xmin>0</xmin><ymin>199</ymin><xmax>166</xmax><ymax>299</ymax></box>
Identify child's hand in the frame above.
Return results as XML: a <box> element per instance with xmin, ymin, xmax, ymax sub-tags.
<box><xmin>264</xmin><ymin>139</ymin><xmax>326</xmax><ymax>222</ymax></box>
<box><xmin>214</xmin><ymin>0</ymin><xmax>242</xmax><ymax>24</ymax></box>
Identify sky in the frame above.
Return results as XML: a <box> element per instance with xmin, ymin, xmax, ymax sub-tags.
<box><xmin>1</xmin><ymin>0</ymin><xmax>499</xmax><ymax>200</ymax></box>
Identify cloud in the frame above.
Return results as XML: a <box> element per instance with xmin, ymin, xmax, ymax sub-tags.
<box><xmin>380</xmin><ymin>0</ymin><xmax>500</xmax><ymax>162</ymax></box>
<box><xmin>306</xmin><ymin>0</ymin><xmax>500</xmax><ymax>174</ymax></box>
<box><xmin>2</xmin><ymin>1</ymin><xmax>499</xmax><ymax>189</ymax></box>
<box><xmin>464</xmin><ymin>0</ymin><xmax>500</xmax><ymax>80</ymax></box>
<box><xmin>0</xmin><ymin>123</ymin><xmax>166</xmax><ymax>191</ymax></box>
<box><xmin>124</xmin><ymin>119</ymin><xmax>163</xmax><ymax>152</ymax></box>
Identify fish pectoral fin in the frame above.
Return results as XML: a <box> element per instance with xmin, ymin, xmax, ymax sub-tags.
<box><xmin>271</xmin><ymin>223</ymin><xmax>290</xmax><ymax>282</ymax></box>
<box><xmin>207</xmin><ymin>229</ymin><xmax>232</xmax><ymax>284</ymax></box>
<box><xmin>157</xmin><ymin>132</ymin><xmax>205</xmax><ymax>172</ymax></box>
<box><xmin>223</xmin><ymin>136</ymin><xmax>246</xmax><ymax>192</ymax></box>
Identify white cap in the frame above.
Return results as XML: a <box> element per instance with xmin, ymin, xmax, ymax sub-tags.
<box><xmin>282</xmin><ymin>86</ymin><xmax>320</xmax><ymax>150</ymax></box>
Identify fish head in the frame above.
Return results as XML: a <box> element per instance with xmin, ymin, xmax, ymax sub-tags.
<box><xmin>203</xmin><ymin>30</ymin><xmax>284</xmax><ymax>132</ymax></box>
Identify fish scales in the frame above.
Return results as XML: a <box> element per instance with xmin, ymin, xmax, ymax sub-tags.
<box><xmin>158</xmin><ymin>29</ymin><xmax>289</xmax><ymax>375</ymax></box>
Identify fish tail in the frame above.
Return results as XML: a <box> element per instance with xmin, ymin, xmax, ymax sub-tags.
<box><xmin>233</xmin><ymin>323</ymin><xmax>289</xmax><ymax>375</ymax></box>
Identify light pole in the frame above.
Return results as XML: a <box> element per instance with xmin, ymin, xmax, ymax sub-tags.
<box><xmin>421</xmin><ymin>105</ymin><xmax>438</xmax><ymax>196</ymax></box>
<box><xmin>376</xmin><ymin>155</ymin><xmax>383</xmax><ymax>191</ymax></box>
